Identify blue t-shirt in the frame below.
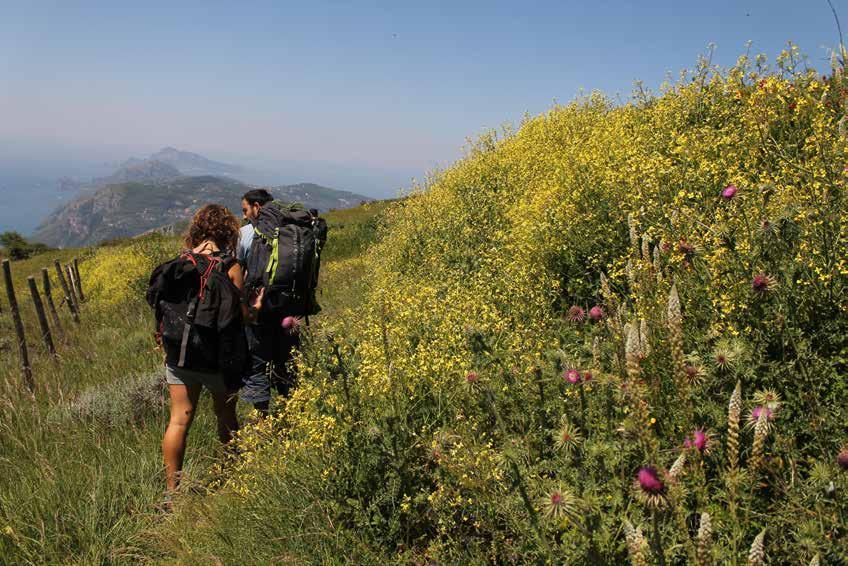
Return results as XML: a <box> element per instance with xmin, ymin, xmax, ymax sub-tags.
<box><xmin>238</xmin><ymin>223</ymin><xmax>255</xmax><ymax>264</ymax></box>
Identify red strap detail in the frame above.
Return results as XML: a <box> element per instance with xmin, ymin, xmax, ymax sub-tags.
<box><xmin>197</xmin><ymin>256</ymin><xmax>222</xmax><ymax>301</ymax></box>
<box><xmin>180</xmin><ymin>252</ymin><xmax>223</xmax><ymax>301</ymax></box>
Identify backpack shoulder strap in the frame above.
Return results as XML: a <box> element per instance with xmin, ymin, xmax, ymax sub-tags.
<box><xmin>181</xmin><ymin>252</ymin><xmax>222</xmax><ymax>301</ymax></box>
<box><xmin>217</xmin><ymin>253</ymin><xmax>239</xmax><ymax>273</ymax></box>
<box><xmin>177</xmin><ymin>295</ymin><xmax>200</xmax><ymax>368</ymax></box>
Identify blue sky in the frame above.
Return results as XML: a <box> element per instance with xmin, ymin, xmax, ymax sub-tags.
<box><xmin>0</xmin><ymin>0</ymin><xmax>844</xmax><ymax>197</ymax></box>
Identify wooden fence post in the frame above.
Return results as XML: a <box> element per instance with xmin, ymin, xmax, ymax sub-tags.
<box><xmin>72</xmin><ymin>258</ymin><xmax>85</xmax><ymax>303</ymax></box>
<box><xmin>66</xmin><ymin>264</ymin><xmax>81</xmax><ymax>314</ymax></box>
<box><xmin>54</xmin><ymin>260</ymin><xmax>80</xmax><ymax>324</ymax></box>
<box><xmin>41</xmin><ymin>268</ymin><xmax>65</xmax><ymax>343</ymax></box>
<box><xmin>2</xmin><ymin>260</ymin><xmax>34</xmax><ymax>393</ymax></box>
<box><xmin>28</xmin><ymin>276</ymin><xmax>57</xmax><ymax>358</ymax></box>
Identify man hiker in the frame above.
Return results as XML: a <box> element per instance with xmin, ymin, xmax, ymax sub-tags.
<box><xmin>238</xmin><ymin>189</ymin><xmax>324</xmax><ymax>415</ymax></box>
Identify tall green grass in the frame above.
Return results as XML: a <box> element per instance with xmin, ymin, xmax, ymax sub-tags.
<box><xmin>0</xmin><ymin>201</ymin><xmax>388</xmax><ymax>563</ymax></box>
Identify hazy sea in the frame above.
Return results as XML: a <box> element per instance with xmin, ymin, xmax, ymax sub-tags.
<box><xmin>0</xmin><ymin>175</ymin><xmax>77</xmax><ymax>237</ymax></box>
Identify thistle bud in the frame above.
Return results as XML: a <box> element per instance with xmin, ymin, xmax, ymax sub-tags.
<box><xmin>625</xmin><ymin>321</ymin><xmax>641</xmax><ymax>382</ymax></box>
<box><xmin>567</xmin><ymin>305</ymin><xmax>585</xmax><ymax>323</ymax></box>
<box><xmin>837</xmin><ymin>449</ymin><xmax>848</xmax><ymax>470</ymax></box>
<box><xmin>750</xmin><ymin>408</ymin><xmax>770</xmax><ymax>471</ymax></box>
<box><xmin>639</xmin><ymin>319</ymin><xmax>650</xmax><ymax>357</ymax></box>
<box><xmin>667</xmin><ymin>284</ymin><xmax>687</xmax><ymax>394</ymax></box>
<box><xmin>747</xmin><ymin>529</ymin><xmax>766</xmax><ymax>566</ymax></box>
<box><xmin>697</xmin><ymin>512</ymin><xmax>712</xmax><ymax>566</ymax></box>
<box><xmin>589</xmin><ymin>305</ymin><xmax>605</xmax><ymax>322</ymax></box>
<box><xmin>592</xmin><ymin>336</ymin><xmax>602</xmax><ymax>370</ymax></box>
<box><xmin>628</xmin><ymin>213</ymin><xmax>639</xmax><ymax>255</ymax></box>
<box><xmin>668</xmin><ymin>451</ymin><xmax>687</xmax><ymax>479</ymax></box>
<box><xmin>623</xmin><ymin>520</ymin><xmax>648</xmax><ymax>566</ymax></box>
<box><xmin>727</xmin><ymin>381</ymin><xmax>742</xmax><ymax>469</ymax></box>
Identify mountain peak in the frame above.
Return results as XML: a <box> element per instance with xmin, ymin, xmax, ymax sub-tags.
<box><xmin>149</xmin><ymin>147</ymin><xmax>244</xmax><ymax>176</ymax></box>
<box><xmin>121</xmin><ymin>159</ymin><xmax>180</xmax><ymax>178</ymax></box>
<box><xmin>152</xmin><ymin>147</ymin><xmax>190</xmax><ymax>159</ymax></box>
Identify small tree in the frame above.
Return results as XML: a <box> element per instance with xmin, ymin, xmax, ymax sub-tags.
<box><xmin>0</xmin><ymin>232</ymin><xmax>48</xmax><ymax>260</ymax></box>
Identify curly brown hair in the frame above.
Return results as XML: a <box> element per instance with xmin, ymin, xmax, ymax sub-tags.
<box><xmin>184</xmin><ymin>204</ymin><xmax>240</xmax><ymax>252</ymax></box>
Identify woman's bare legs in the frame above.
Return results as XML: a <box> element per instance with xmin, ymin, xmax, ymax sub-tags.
<box><xmin>163</xmin><ymin>383</ymin><xmax>202</xmax><ymax>493</ymax></box>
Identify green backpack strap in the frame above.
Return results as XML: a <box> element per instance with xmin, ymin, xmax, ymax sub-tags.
<box><xmin>265</xmin><ymin>228</ymin><xmax>281</xmax><ymax>280</ymax></box>
<box><xmin>254</xmin><ymin>226</ymin><xmax>282</xmax><ymax>282</ymax></box>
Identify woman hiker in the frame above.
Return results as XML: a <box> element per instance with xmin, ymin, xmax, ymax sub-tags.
<box><xmin>147</xmin><ymin>203</ymin><xmax>263</xmax><ymax>499</ymax></box>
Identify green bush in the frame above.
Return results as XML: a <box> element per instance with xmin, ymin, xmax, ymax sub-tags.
<box><xmin>0</xmin><ymin>231</ymin><xmax>49</xmax><ymax>260</ymax></box>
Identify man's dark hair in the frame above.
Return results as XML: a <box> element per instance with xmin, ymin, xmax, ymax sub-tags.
<box><xmin>242</xmin><ymin>189</ymin><xmax>274</xmax><ymax>206</ymax></box>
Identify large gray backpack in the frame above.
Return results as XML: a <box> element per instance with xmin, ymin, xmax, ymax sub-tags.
<box><xmin>244</xmin><ymin>201</ymin><xmax>327</xmax><ymax>316</ymax></box>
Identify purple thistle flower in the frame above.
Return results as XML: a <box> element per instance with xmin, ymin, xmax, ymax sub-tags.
<box><xmin>588</xmin><ymin>306</ymin><xmax>605</xmax><ymax>322</ymax></box>
<box><xmin>721</xmin><ymin>184</ymin><xmax>738</xmax><ymax>199</ymax></box>
<box><xmin>677</xmin><ymin>239</ymin><xmax>695</xmax><ymax>256</ymax></box>
<box><xmin>567</xmin><ymin>305</ymin><xmax>585</xmax><ymax>323</ymax></box>
<box><xmin>538</xmin><ymin>487</ymin><xmax>577</xmax><ymax>520</ymax></box>
<box><xmin>637</xmin><ymin>467</ymin><xmax>665</xmax><ymax>494</ymax></box>
<box><xmin>632</xmin><ymin>466</ymin><xmax>668</xmax><ymax>509</ymax></box>
<box><xmin>684</xmin><ymin>429</ymin><xmax>709</xmax><ymax>453</ymax></box>
<box><xmin>564</xmin><ymin>369</ymin><xmax>581</xmax><ymax>384</ymax></box>
<box><xmin>466</xmin><ymin>371</ymin><xmax>478</xmax><ymax>384</ymax></box>
<box><xmin>838</xmin><ymin>450</ymin><xmax>848</xmax><ymax>471</ymax></box>
<box><xmin>751</xmin><ymin>273</ymin><xmax>775</xmax><ymax>294</ymax></box>
<box><xmin>693</xmin><ymin>430</ymin><xmax>708</xmax><ymax>452</ymax></box>
<box><xmin>751</xmin><ymin>406</ymin><xmax>773</xmax><ymax>420</ymax></box>
<box><xmin>747</xmin><ymin>405</ymin><xmax>777</xmax><ymax>430</ymax></box>
<box><xmin>281</xmin><ymin>316</ymin><xmax>302</xmax><ymax>335</ymax></box>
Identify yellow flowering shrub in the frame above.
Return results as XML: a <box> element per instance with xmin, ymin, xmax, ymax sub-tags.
<box><xmin>167</xmin><ymin>50</ymin><xmax>848</xmax><ymax>563</ymax></box>
<box><xmin>80</xmin><ymin>237</ymin><xmax>176</xmax><ymax>306</ymax></box>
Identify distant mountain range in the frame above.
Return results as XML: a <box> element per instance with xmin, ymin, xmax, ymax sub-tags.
<box><xmin>33</xmin><ymin>148</ymin><xmax>372</xmax><ymax>247</ymax></box>
<box><xmin>128</xmin><ymin>147</ymin><xmax>248</xmax><ymax>178</ymax></box>
<box><xmin>56</xmin><ymin>147</ymin><xmax>247</xmax><ymax>192</ymax></box>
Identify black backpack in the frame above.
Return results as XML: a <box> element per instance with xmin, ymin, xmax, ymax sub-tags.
<box><xmin>146</xmin><ymin>252</ymin><xmax>248</xmax><ymax>385</ymax></box>
<box><xmin>245</xmin><ymin>202</ymin><xmax>328</xmax><ymax>317</ymax></box>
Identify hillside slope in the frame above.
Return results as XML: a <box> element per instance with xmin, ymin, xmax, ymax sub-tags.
<box><xmin>150</xmin><ymin>55</ymin><xmax>848</xmax><ymax>564</ymax></box>
<box><xmin>33</xmin><ymin>176</ymin><xmax>372</xmax><ymax>247</ymax></box>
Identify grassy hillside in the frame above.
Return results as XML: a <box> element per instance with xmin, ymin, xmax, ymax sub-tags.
<box><xmin>3</xmin><ymin>51</ymin><xmax>848</xmax><ymax>565</ymax></box>
<box><xmin>0</xmin><ymin>201</ymin><xmax>392</xmax><ymax>563</ymax></box>
<box><xmin>147</xmin><ymin>51</ymin><xmax>847</xmax><ymax>564</ymax></box>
